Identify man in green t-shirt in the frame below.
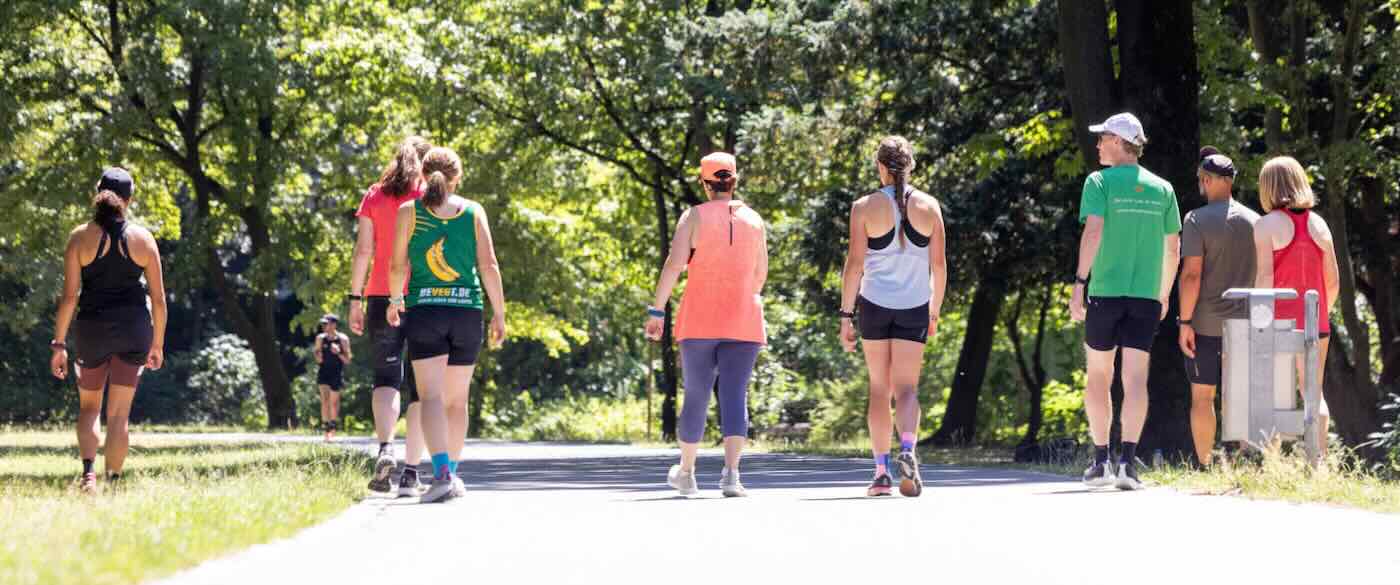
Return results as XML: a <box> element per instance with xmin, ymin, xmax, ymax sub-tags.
<box><xmin>1069</xmin><ymin>112</ymin><xmax>1182</xmax><ymax>491</ymax></box>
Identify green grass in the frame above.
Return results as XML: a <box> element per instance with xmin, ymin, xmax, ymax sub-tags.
<box><xmin>766</xmin><ymin>436</ymin><xmax>1400</xmax><ymax>513</ymax></box>
<box><xmin>0</xmin><ymin>430</ymin><xmax>369</xmax><ymax>585</ymax></box>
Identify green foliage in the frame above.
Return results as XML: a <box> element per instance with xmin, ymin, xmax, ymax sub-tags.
<box><xmin>186</xmin><ymin>335</ymin><xmax>268</xmax><ymax>427</ymax></box>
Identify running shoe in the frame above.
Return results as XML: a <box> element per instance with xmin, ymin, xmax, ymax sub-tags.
<box><xmin>667</xmin><ymin>464</ymin><xmax>698</xmax><ymax>496</ymax></box>
<box><xmin>76</xmin><ymin>472</ymin><xmax>98</xmax><ymax>495</ymax></box>
<box><xmin>450</xmin><ymin>475</ymin><xmax>467</xmax><ymax>498</ymax></box>
<box><xmin>397</xmin><ymin>468</ymin><xmax>426</xmax><ymax>498</ymax></box>
<box><xmin>866</xmin><ymin>472</ymin><xmax>894</xmax><ymax>497</ymax></box>
<box><xmin>420</xmin><ymin>477</ymin><xmax>456</xmax><ymax>504</ymax></box>
<box><xmin>368</xmin><ymin>449</ymin><xmax>396</xmax><ymax>493</ymax></box>
<box><xmin>719</xmin><ymin>468</ymin><xmax>747</xmax><ymax>498</ymax></box>
<box><xmin>895</xmin><ymin>451</ymin><xmax>923</xmax><ymax>497</ymax></box>
<box><xmin>1082</xmin><ymin>460</ymin><xmax>1116</xmax><ymax>487</ymax></box>
<box><xmin>1115</xmin><ymin>461</ymin><xmax>1143</xmax><ymax>491</ymax></box>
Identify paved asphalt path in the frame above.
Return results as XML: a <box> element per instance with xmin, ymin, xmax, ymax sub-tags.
<box><xmin>155</xmin><ymin>438</ymin><xmax>1400</xmax><ymax>585</ymax></box>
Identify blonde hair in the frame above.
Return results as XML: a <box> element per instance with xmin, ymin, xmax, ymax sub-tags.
<box><xmin>1258</xmin><ymin>156</ymin><xmax>1316</xmax><ymax>212</ymax></box>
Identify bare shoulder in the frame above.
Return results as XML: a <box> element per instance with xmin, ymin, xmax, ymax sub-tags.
<box><xmin>909</xmin><ymin>190</ymin><xmax>942</xmax><ymax>214</ymax></box>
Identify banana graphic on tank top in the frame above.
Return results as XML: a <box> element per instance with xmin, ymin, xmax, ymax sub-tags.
<box><xmin>424</xmin><ymin>237</ymin><xmax>461</xmax><ymax>281</ymax></box>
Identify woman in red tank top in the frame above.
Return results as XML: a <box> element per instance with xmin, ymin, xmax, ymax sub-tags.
<box><xmin>1251</xmin><ymin>156</ymin><xmax>1340</xmax><ymax>459</ymax></box>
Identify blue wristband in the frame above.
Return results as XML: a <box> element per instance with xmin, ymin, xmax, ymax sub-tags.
<box><xmin>646</xmin><ymin>307</ymin><xmax>665</xmax><ymax>318</ymax></box>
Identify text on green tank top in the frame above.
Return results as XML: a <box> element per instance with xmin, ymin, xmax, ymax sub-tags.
<box><xmin>406</xmin><ymin>199</ymin><xmax>483</xmax><ymax>309</ymax></box>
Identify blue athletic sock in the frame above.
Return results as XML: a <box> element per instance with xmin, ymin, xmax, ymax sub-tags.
<box><xmin>900</xmin><ymin>432</ymin><xmax>916</xmax><ymax>453</ymax></box>
<box><xmin>875</xmin><ymin>453</ymin><xmax>891</xmax><ymax>470</ymax></box>
<box><xmin>430</xmin><ymin>452</ymin><xmax>451</xmax><ymax>479</ymax></box>
<box><xmin>448</xmin><ymin>459</ymin><xmax>458</xmax><ymax>477</ymax></box>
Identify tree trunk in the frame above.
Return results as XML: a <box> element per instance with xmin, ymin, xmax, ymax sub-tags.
<box><xmin>928</xmin><ymin>278</ymin><xmax>1006</xmax><ymax>446</ymax></box>
<box><xmin>652</xmin><ymin>177</ymin><xmax>679</xmax><ymax>441</ymax></box>
<box><xmin>1055</xmin><ymin>0</ymin><xmax>1119</xmax><ymax>165</ymax></box>
<box><xmin>1010</xmin><ymin>284</ymin><xmax>1053</xmax><ymax>447</ymax></box>
<box><xmin>1244</xmin><ymin>0</ymin><xmax>1286</xmax><ymax>152</ymax></box>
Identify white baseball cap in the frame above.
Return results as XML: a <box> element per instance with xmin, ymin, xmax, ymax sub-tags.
<box><xmin>1089</xmin><ymin>113</ymin><xmax>1146</xmax><ymax>146</ymax></box>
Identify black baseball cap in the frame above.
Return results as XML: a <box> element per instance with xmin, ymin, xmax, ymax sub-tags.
<box><xmin>97</xmin><ymin>167</ymin><xmax>133</xmax><ymax>199</ymax></box>
<box><xmin>1199</xmin><ymin>151</ymin><xmax>1236</xmax><ymax>179</ymax></box>
<box><xmin>320</xmin><ymin>313</ymin><xmax>339</xmax><ymax>324</ymax></box>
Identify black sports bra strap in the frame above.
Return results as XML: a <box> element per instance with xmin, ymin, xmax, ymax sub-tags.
<box><xmin>95</xmin><ymin>229</ymin><xmax>110</xmax><ymax>260</ymax></box>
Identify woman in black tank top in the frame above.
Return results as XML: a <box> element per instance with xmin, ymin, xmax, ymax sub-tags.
<box><xmin>49</xmin><ymin>168</ymin><xmax>168</xmax><ymax>494</ymax></box>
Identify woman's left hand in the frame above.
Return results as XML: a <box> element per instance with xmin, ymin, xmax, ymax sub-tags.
<box><xmin>50</xmin><ymin>348</ymin><xmax>68</xmax><ymax>380</ymax></box>
<box><xmin>929</xmin><ymin>312</ymin><xmax>940</xmax><ymax>339</ymax></box>
<box><xmin>146</xmin><ymin>347</ymin><xmax>165</xmax><ymax>370</ymax></box>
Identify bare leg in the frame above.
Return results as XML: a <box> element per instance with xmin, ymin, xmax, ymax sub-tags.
<box><xmin>679</xmin><ymin>441</ymin><xmax>699</xmax><ymax>472</ymax></box>
<box><xmin>1190</xmin><ymin>384</ymin><xmax>1217</xmax><ymax>465</ymax></box>
<box><xmin>405</xmin><ymin>401</ymin><xmax>426</xmax><ymax>466</ymax></box>
<box><xmin>1119</xmin><ymin>349</ymin><xmax>1151</xmax><ymax>442</ymax></box>
<box><xmin>1296</xmin><ymin>338</ymin><xmax>1331</xmax><ymax>460</ymax></box>
<box><xmin>443</xmin><ymin>365</ymin><xmax>475</xmax><ymax>462</ymax></box>
<box><xmin>411</xmin><ymin>356</ymin><xmax>451</xmax><ymax>459</ymax></box>
<box><xmin>371</xmin><ymin>387</ymin><xmax>402</xmax><ymax>445</ymax></box>
<box><xmin>862</xmin><ymin>339</ymin><xmax>894</xmax><ymax>464</ymax></box>
<box><xmin>77</xmin><ymin>387</ymin><xmax>103</xmax><ymax>464</ymax></box>
<box><xmin>103</xmin><ymin>385</ymin><xmax>137</xmax><ymax>474</ymax></box>
<box><xmin>722</xmin><ymin>436</ymin><xmax>744</xmax><ymax>470</ymax></box>
<box><xmin>1084</xmin><ymin>346</ymin><xmax>1116</xmax><ymax>447</ymax></box>
<box><xmin>889</xmin><ymin>340</ymin><xmax>926</xmax><ymax>439</ymax></box>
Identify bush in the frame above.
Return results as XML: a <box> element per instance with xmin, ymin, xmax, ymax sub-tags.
<box><xmin>1368</xmin><ymin>392</ymin><xmax>1400</xmax><ymax>473</ymax></box>
<box><xmin>485</xmin><ymin>393</ymin><xmax>652</xmax><ymax>442</ymax></box>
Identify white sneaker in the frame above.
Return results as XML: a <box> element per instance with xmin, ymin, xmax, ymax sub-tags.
<box><xmin>420</xmin><ymin>477</ymin><xmax>456</xmax><ymax>504</ymax></box>
<box><xmin>719</xmin><ymin>468</ymin><xmax>747</xmax><ymax>498</ymax></box>
<box><xmin>450</xmin><ymin>475</ymin><xmax>467</xmax><ymax>497</ymax></box>
<box><xmin>667</xmin><ymin>464</ymin><xmax>698</xmax><ymax>496</ymax></box>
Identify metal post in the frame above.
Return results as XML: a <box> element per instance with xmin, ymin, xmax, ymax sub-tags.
<box><xmin>1247</xmin><ymin>292</ymin><xmax>1278</xmax><ymax>447</ymax></box>
<box><xmin>1302</xmin><ymin>291</ymin><xmax>1321</xmax><ymax>463</ymax></box>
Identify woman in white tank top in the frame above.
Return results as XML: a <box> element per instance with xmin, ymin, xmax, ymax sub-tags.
<box><xmin>838</xmin><ymin>136</ymin><xmax>947</xmax><ymax>498</ymax></box>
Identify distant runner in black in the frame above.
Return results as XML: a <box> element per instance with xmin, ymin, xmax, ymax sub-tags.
<box><xmin>315</xmin><ymin>313</ymin><xmax>352</xmax><ymax>441</ymax></box>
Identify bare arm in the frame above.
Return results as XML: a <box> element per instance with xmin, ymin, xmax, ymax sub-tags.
<box><xmin>313</xmin><ymin>334</ymin><xmax>323</xmax><ymax>364</ymax></box>
<box><xmin>1160</xmin><ymin>233</ymin><xmax>1181</xmax><ymax>304</ymax></box>
<box><xmin>1076</xmin><ymin>216</ymin><xmax>1104</xmax><ymax>282</ymax></box>
<box><xmin>839</xmin><ymin>200</ymin><xmax>869</xmax><ymax>314</ymax></box>
<box><xmin>1254</xmin><ymin>220</ymin><xmax>1275</xmax><ymax>288</ymax></box>
<box><xmin>474</xmin><ymin>203</ymin><xmax>507</xmax><ymax>316</ymax></box>
<box><xmin>52</xmin><ymin>230</ymin><xmax>84</xmax><ymax>347</ymax></box>
<box><xmin>385</xmin><ymin>202</ymin><xmax>416</xmax><ymax>327</ymax></box>
<box><xmin>650</xmin><ymin>209</ymin><xmax>697</xmax><ymax>310</ymax></box>
<box><xmin>348</xmin><ymin>216</ymin><xmax>375</xmax><ymax>335</ymax></box>
<box><xmin>927</xmin><ymin>198</ymin><xmax>948</xmax><ymax>320</ymax></box>
<box><xmin>753</xmin><ymin>220</ymin><xmax>769</xmax><ymax>293</ymax></box>
<box><xmin>1314</xmin><ymin>218</ymin><xmax>1341</xmax><ymax>309</ymax></box>
<box><xmin>1178</xmin><ymin>256</ymin><xmax>1203</xmax><ymax>320</ymax></box>
<box><xmin>138</xmin><ymin>230</ymin><xmax>168</xmax><ymax>368</ymax></box>
<box><xmin>338</xmin><ymin>333</ymin><xmax>352</xmax><ymax>363</ymax></box>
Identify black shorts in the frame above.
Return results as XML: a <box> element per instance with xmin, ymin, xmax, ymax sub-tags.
<box><xmin>1184</xmin><ymin>334</ymin><xmax>1223</xmax><ymax>386</ymax></box>
<box><xmin>367</xmin><ymin>296</ymin><xmax>419</xmax><ymax>403</ymax></box>
<box><xmin>404</xmin><ymin>305</ymin><xmax>483</xmax><ymax>366</ymax></box>
<box><xmin>1085</xmin><ymin>297</ymin><xmax>1161</xmax><ymax>353</ymax></box>
<box><xmin>317</xmin><ymin>368</ymin><xmax>344</xmax><ymax>391</ymax></box>
<box><xmin>857</xmin><ymin>296</ymin><xmax>929</xmax><ymax>344</ymax></box>
<box><xmin>72</xmin><ymin>316</ymin><xmax>153</xmax><ymax>370</ymax></box>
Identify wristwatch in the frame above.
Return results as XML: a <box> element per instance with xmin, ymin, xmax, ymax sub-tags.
<box><xmin>348</xmin><ymin>293</ymin><xmax>363</xmax><ymax>302</ymax></box>
<box><xmin>646</xmin><ymin>307</ymin><xmax>665</xmax><ymax>318</ymax></box>
<box><xmin>838</xmin><ymin>310</ymin><xmax>855</xmax><ymax>320</ymax></box>
<box><xmin>1178</xmin><ymin>318</ymin><xmax>1193</xmax><ymax>326</ymax></box>
<box><xmin>1074</xmin><ymin>274</ymin><xmax>1089</xmax><ymax>285</ymax></box>
<box><xmin>49</xmin><ymin>340</ymin><xmax>67</xmax><ymax>350</ymax></box>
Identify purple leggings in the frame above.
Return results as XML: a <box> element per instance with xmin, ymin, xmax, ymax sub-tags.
<box><xmin>678</xmin><ymin>339</ymin><xmax>761</xmax><ymax>443</ymax></box>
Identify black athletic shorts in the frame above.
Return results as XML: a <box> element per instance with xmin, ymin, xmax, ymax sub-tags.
<box><xmin>316</xmin><ymin>367</ymin><xmax>344</xmax><ymax>391</ymax></box>
<box><xmin>857</xmin><ymin>296</ymin><xmax>930</xmax><ymax>344</ymax></box>
<box><xmin>404</xmin><ymin>305</ymin><xmax>484</xmax><ymax>366</ymax></box>
<box><xmin>1184</xmin><ymin>334</ymin><xmax>1223</xmax><ymax>386</ymax></box>
<box><xmin>367</xmin><ymin>296</ymin><xmax>418</xmax><ymax>403</ymax></box>
<box><xmin>72</xmin><ymin>315</ymin><xmax>153</xmax><ymax>370</ymax></box>
<box><xmin>1085</xmin><ymin>297</ymin><xmax>1162</xmax><ymax>353</ymax></box>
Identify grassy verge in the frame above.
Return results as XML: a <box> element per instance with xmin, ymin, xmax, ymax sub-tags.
<box><xmin>762</xmin><ymin>437</ymin><xmax>1400</xmax><ymax>513</ymax></box>
<box><xmin>0</xmin><ymin>430</ymin><xmax>369</xmax><ymax>585</ymax></box>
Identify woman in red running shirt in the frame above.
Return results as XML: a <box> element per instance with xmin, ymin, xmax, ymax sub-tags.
<box><xmin>1251</xmin><ymin>156</ymin><xmax>1340</xmax><ymax>459</ymax></box>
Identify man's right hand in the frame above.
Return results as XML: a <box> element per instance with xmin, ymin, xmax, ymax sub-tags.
<box><xmin>1069</xmin><ymin>284</ymin><xmax>1087</xmax><ymax>322</ymax></box>
<box><xmin>1179</xmin><ymin>324</ymin><xmax>1197</xmax><ymax>359</ymax></box>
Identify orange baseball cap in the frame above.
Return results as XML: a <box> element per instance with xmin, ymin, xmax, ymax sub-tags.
<box><xmin>700</xmin><ymin>152</ymin><xmax>737</xmax><ymax>180</ymax></box>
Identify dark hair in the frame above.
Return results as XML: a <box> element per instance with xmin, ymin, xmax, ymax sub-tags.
<box><xmin>378</xmin><ymin>136</ymin><xmax>430</xmax><ymax>198</ymax></box>
<box><xmin>420</xmin><ymin>147</ymin><xmax>463</xmax><ymax>209</ymax></box>
<box><xmin>92</xmin><ymin>189</ymin><xmax>128</xmax><ymax>230</ymax></box>
<box><xmin>877</xmin><ymin>136</ymin><xmax>915</xmax><ymax>247</ymax></box>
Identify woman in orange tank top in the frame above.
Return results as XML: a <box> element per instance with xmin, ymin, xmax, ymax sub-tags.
<box><xmin>1251</xmin><ymin>156</ymin><xmax>1340</xmax><ymax>460</ymax></box>
<box><xmin>645</xmin><ymin>152</ymin><xmax>768</xmax><ymax>497</ymax></box>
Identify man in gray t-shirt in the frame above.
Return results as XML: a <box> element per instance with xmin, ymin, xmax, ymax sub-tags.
<box><xmin>1178</xmin><ymin>148</ymin><xmax>1260</xmax><ymax>465</ymax></box>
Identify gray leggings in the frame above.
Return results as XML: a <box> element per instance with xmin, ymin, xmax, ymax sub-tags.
<box><xmin>678</xmin><ymin>339</ymin><xmax>762</xmax><ymax>444</ymax></box>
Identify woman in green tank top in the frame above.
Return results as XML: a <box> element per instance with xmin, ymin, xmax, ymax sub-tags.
<box><xmin>386</xmin><ymin>146</ymin><xmax>508</xmax><ymax>503</ymax></box>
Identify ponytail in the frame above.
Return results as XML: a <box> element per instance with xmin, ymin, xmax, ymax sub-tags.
<box><xmin>876</xmin><ymin>135</ymin><xmax>915</xmax><ymax>248</ymax></box>
<box><xmin>418</xmin><ymin>146</ymin><xmax>463</xmax><ymax>209</ymax></box>
<box><xmin>423</xmin><ymin>171</ymin><xmax>449</xmax><ymax>208</ymax></box>
<box><xmin>378</xmin><ymin>136</ymin><xmax>429</xmax><ymax>198</ymax></box>
<box><xmin>92</xmin><ymin>190</ymin><xmax>125</xmax><ymax>230</ymax></box>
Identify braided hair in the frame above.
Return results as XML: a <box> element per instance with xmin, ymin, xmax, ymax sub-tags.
<box><xmin>877</xmin><ymin>136</ymin><xmax>915</xmax><ymax>247</ymax></box>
